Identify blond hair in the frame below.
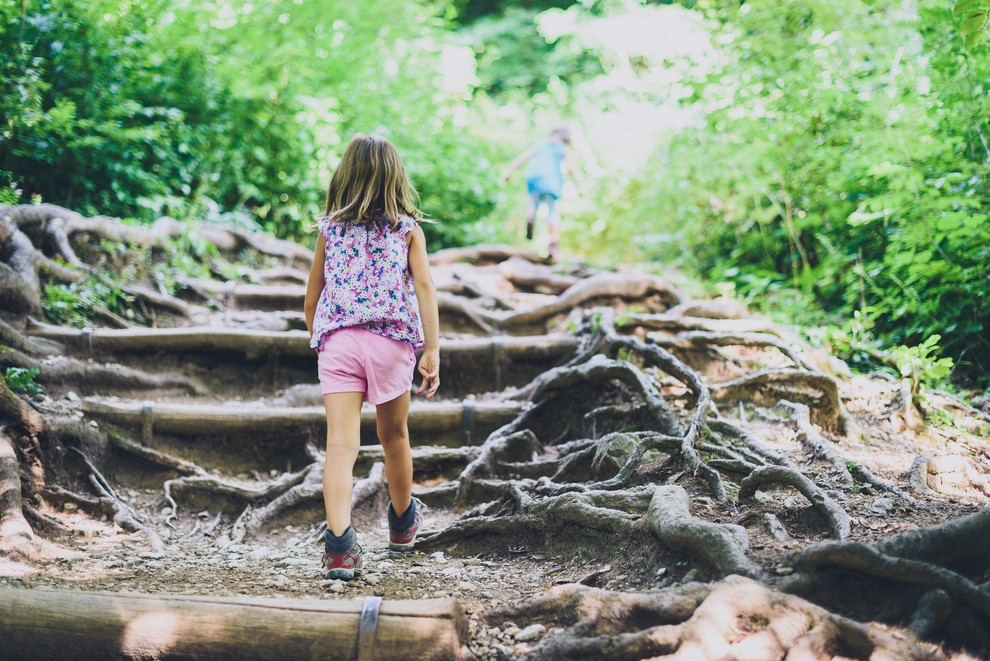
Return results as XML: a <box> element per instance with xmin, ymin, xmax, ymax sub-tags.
<box><xmin>323</xmin><ymin>134</ymin><xmax>421</xmax><ymax>228</ymax></box>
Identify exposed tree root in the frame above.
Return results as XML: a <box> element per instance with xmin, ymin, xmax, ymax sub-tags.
<box><xmin>644</xmin><ymin>485</ymin><xmax>761</xmax><ymax>578</ymax></box>
<box><xmin>0</xmin><ymin>431</ymin><xmax>40</xmax><ymax>560</ymax></box>
<box><xmin>498</xmin><ymin>256</ymin><xmax>579</xmax><ymax>294</ymax></box>
<box><xmin>2</xmin><ymin>203</ymin><xmax>311</xmax><ymax>266</ymax></box>
<box><xmin>739</xmin><ymin>465</ymin><xmax>852</xmax><ymax>540</ymax></box>
<box><xmin>492</xmin><ymin>575</ymin><xmax>942</xmax><ymax>661</ymax></box>
<box><xmin>650</xmin><ymin>330</ymin><xmax>816</xmax><ymax>371</ymax></box>
<box><xmin>753</xmin><ymin>400</ymin><xmax>855</xmax><ymax>488</ymax></box>
<box><xmin>711</xmin><ymin>368</ymin><xmax>858</xmax><ymax>436</ymax></box>
<box><xmin>429</xmin><ymin>244</ymin><xmax>550</xmax><ymax>267</ymax></box>
<box><xmin>70</xmin><ymin>448</ymin><xmax>165</xmax><ymax>552</ymax></box>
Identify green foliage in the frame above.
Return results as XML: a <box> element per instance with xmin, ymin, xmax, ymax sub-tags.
<box><xmin>43</xmin><ymin>271</ymin><xmax>130</xmax><ymax>327</ymax></box>
<box><xmin>3</xmin><ymin>367</ymin><xmax>42</xmax><ymax>395</ymax></box>
<box><xmin>588</xmin><ymin>0</ymin><xmax>990</xmax><ymax>383</ymax></box>
<box><xmin>891</xmin><ymin>335</ymin><xmax>955</xmax><ymax>395</ymax></box>
<box><xmin>954</xmin><ymin>0</ymin><xmax>990</xmax><ymax>48</ymax></box>
<box><xmin>0</xmin><ymin>0</ymin><xmax>509</xmax><ymax>245</ymax></box>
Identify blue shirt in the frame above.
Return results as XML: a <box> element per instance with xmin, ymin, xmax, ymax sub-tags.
<box><xmin>525</xmin><ymin>139</ymin><xmax>565</xmax><ymax>199</ymax></box>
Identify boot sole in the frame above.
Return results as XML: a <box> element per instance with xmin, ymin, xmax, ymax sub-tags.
<box><xmin>325</xmin><ymin>567</ymin><xmax>360</xmax><ymax>580</ymax></box>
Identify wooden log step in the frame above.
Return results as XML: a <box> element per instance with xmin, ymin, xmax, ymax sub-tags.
<box><xmin>192</xmin><ymin>281</ymin><xmax>305</xmax><ymax>311</ymax></box>
<box><xmin>29</xmin><ymin>323</ymin><xmax>314</xmax><ymax>357</ymax></box>
<box><xmin>357</xmin><ymin>446</ymin><xmax>478</xmax><ymax>479</ymax></box>
<box><xmin>31</xmin><ymin>324</ymin><xmax>579</xmax><ymax>396</ymax></box>
<box><xmin>84</xmin><ymin>397</ymin><xmax>521</xmax><ymax>449</ymax></box>
<box><xmin>0</xmin><ymin>587</ymin><xmax>467</xmax><ymax>661</ymax></box>
<box><xmin>413</xmin><ymin>481</ymin><xmax>459</xmax><ymax>508</ymax></box>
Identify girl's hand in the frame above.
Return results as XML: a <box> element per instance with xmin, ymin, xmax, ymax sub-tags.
<box><xmin>415</xmin><ymin>349</ymin><xmax>440</xmax><ymax>399</ymax></box>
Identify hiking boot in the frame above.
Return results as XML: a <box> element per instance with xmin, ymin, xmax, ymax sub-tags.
<box><xmin>322</xmin><ymin>542</ymin><xmax>363</xmax><ymax>580</ymax></box>
<box><xmin>388</xmin><ymin>500</ymin><xmax>423</xmax><ymax>552</ymax></box>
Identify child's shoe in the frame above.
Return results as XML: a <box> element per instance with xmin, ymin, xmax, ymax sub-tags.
<box><xmin>322</xmin><ymin>527</ymin><xmax>362</xmax><ymax>580</ymax></box>
<box><xmin>388</xmin><ymin>499</ymin><xmax>422</xmax><ymax>552</ymax></box>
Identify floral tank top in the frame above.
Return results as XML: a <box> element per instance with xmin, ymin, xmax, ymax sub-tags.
<box><xmin>310</xmin><ymin>214</ymin><xmax>424</xmax><ymax>351</ymax></box>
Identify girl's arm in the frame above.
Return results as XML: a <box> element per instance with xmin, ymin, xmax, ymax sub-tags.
<box><xmin>407</xmin><ymin>225</ymin><xmax>440</xmax><ymax>398</ymax></box>
<box><xmin>304</xmin><ymin>234</ymin><xmax>327</xmax><ymax>339</ymax></box>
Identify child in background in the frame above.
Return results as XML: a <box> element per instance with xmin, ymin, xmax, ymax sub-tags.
<box><xmin>304</xmin><ymin>134</ymin><xmax>441</xmax><ymax>581</ymax></box>
<box><xmin>502</xmin><ymin>125</ymin><xmax>574</xmax><ymax>261</ymax></box>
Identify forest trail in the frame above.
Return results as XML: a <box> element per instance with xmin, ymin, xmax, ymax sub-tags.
<box><xmin>1</xmin><ymin>205</ymin><xmax>990</xmax><ymax>660</ymax></box>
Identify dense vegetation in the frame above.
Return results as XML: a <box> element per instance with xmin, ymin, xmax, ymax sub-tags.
<box><xmin>2</xmin><ymin>0</ymin><xmax>989</xmax><ymax>385</ymax></box>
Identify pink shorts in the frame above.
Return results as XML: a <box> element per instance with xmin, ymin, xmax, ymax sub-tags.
<box><xmin>317</xmin><ymin>328</ymin><xmax>416</xmax><ymax>405</ymax></box>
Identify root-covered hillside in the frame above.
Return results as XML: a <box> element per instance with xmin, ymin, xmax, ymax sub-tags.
<box><xmin>2</xmin><ymin>204</ymin><xmax>989</xmax><ymax>660</ymax></box>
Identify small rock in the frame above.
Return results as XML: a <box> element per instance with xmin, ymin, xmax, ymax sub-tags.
<box><xmin>871</xmin><ymin>497</ymin><xmax>895</xmax><ymax>515</ymax></box>
<box><xmin>272</xmin><ymin>575</ymin><xmax>291</xmax><ymax>588</ymax></box>
<box><xmin>363</xmin><ymin>574</ymin><xmax>381</xmax><ymax>586</ymax></box>
<box><xmin>62</xmin><ymin>502</ymin><xmax>78</xmax><ymax>513</ymax></box>
<box><xmin>248</xmin><ymin>547</ymin><xmax>271</xmax><ymax>561</ymax></box>
<box><xmin>775</xmin><ymin>566</ymin><xmax>794</xmax><ymax>576</ymax></box>
<box><xmin>440</xmin><ymin>567</ymin><xmax>462</xmax><ymax>578</ymax></box>
<box><xmin>430</xmin><ymin>551</ymin><xmax>448</xmax><ymax>564</ymax></box>
<box><xmin>514</xmin><ymin>624</ymin><xmax>546</xmax><ymax>642</ymax></box>
<box><xmin>456</xmin><ymin>581</ymin><xmax>475</xmax><ymax>591</ymax></box>
<box><xmin>65</xmin><ymin>391</ymin><xmax>80</xmax><ymax>402</ymax></box>
<box><xmin>493</xmin><ymin>643</ymin><xmax>514</xmax><ymax>657</ymax></box>
<box><xmin>324</xmin><ymin>579</ymin><xmax>345</xmax><ymax>593</ymax></box>
<box><xmin>503</xmin><ymin>625</ymin><xmax>521</xmax><ymax>637</ymax></box>
<box><xmin>681</xmin><ymin>568</ymin><xmax>701</xmax><ymax>583</ymax></box>
<box><xmin>139</xmin><ymin>552</ymin><xmax>166</xmax><ymax>560</ymax></box>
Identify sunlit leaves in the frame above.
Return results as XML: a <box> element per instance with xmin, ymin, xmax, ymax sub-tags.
<box><xmin>954</xmin><ymin>0</ymin><xmax>990</xmax><ymax>48</ymax></box>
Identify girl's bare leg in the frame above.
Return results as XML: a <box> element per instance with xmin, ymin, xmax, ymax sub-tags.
<box><xmin>375</xmin><ymin>392</ymin><xmax>413</xmax><ymax>516</ymax></box>
<box><xmin>322</xmin><ymin>392</ymin><xmax>364</xmax><ymax>535</ymax></box>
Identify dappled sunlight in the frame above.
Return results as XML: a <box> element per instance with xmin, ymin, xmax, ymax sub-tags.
<box><xmin>121</xmin><ymin>611</ymin><xmax>182</xmax><ymax>659</ymax></box>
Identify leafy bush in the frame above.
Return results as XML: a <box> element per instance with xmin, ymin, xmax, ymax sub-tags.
<box><xmin>43</xmin><ymin>272</ymin><xmax>131</xmax><ymax>327</ymax></box>
<box><xmin>891</xmin><ymin>335</ymin><xmax>955</xmax><ymax>396</ymax></box>
<box><xmin>3</xmin><ymin>367</ymin><xmax>42</xmax><ymax>395</ymax></box>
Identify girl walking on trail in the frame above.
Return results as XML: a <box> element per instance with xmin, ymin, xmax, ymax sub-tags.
<box><xmin>502</xmin><ymin>125</ymin><xmax>574</xmax><ymax>261</ymax></box>
<box><xmin>304</xmin><ymin>134</ymin><xmax>441</xmax><ymax>581</ymax></box>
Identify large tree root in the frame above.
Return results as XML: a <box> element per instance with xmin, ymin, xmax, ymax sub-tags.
<box><xmin>429</xmin><ymin>244</ymin><xmax>551</xmax><ymax>267</ymax></box>
<box><xmin>434</xmin><ymin>272</ymin><xmax>684</xmax><ymax>336</ymax></box>
<box><xmin>0</xmin><ymin>431</ymin><xmax>40</xmax><ymax>560</ymax></box>
<box><xmin>712</xmin><ymin>368</ymin><xmax>858</xmax><ymax>436</ymax></box>
<box><xmin>775</xmin><ymin>508</ymin><xmax>990</xmax><ymax>652</ymax></box>
<box><xmin>643</xmin><ymin>485</ymin><xmax>760</xmax><ymax>578</ymax></box>
<box><xmin>0</xmin><ymin>350</ymin><xmax>207</xmax><ymax>396</ymax></box>
<box><xmin>2</xmin><ymin>203</ymin><xmax>312</xmax><ymax>267</ymax></box>
<box><xmin>739</xmin><ymin>465</ymin><xmax>851</xmax><ymax>540</ymax></box>
<box><xmin>490</xmin><ymin>575</ymin><xmax>943</xmax><ymax>661</ymax></box>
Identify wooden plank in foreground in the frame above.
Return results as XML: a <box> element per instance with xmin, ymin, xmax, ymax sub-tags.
<box><xmin>0</xmin><ymin>587</ymin><xmax>467</xmax><ymax>661</ymax></box>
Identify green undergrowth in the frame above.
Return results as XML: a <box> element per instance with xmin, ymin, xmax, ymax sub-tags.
<box><xmin>42</xmin><ymin>227</ymin><xmax>258</xmax><ymax>328</ymax></box>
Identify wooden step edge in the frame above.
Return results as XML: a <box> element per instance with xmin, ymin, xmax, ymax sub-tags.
<box><xmin>83</xmin><ymin>397</ymin><xmax>522</xmax><ymax>434</ymax></box>
<box><xmin>0</xmin><ymin>586</ymin><xmax>468</xmax><ymax>661</ymax></box>
<box><xmin>28</xmin><ymin>321</ymin><xmax>579</xmax><ymax>357</ymax></box>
